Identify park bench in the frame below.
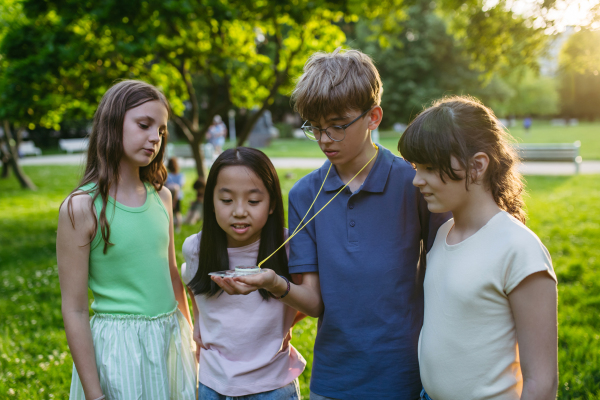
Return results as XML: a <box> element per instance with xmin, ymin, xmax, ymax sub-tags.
<box><xmin>19</xmin><ymin>141</ymin><xmax>42</xmax><ymax>156</ymax></box>
<box><xmin>59</xmin><ymin>138</ymin><xmax>89</xmax><ymax>153</ymax></box>
<box><xmin>513</xmin><ymin>141</ymin><xmax>582</xmax><ymax>174</ymax></box>
<box><xmin>165</xmin><ymin>143</ymin><xmax>215</xmax><ymax>162</ymax></box>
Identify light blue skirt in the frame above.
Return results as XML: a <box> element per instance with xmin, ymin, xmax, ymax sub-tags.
<box><xmin>70</xmin><ymin>307</ymin><xmax>197</xmax><ymax>399</ymax></box>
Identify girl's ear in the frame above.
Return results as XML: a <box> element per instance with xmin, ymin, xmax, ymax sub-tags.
<box><xmin>470</xmin><ymin>152</ymin><xmax>490</xmax><ymax>184</ymax></box>
<box><xmin>269</xmin><ymin>201</ymin><xmax>275</xmax><ymax>215</ymax></box>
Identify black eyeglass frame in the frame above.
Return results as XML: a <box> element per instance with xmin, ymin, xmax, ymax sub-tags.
<box><xmin>301</xmin><ymin>107</ymin><xmax>373</xmax><ymax>142</ymax></box>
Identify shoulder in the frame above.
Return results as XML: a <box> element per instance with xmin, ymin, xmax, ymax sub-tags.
<box><xmin>59</xmin><ymin>191</ymin><xmax>93</xmax><ymax>218</ymax></box>
<box><xmin>491</xmin><ymin>212</ymin><xmax>552</xmax><ymax>263</ymax></box>
<box><xmin>157</xmin><ymin>185</ymin><xmax>173</xmax><ymax>204</ymax></box>
<box><xmin>289</xmin><ymin>166</ymin><xmax>325</xmax><ymax>200</ymax></box>
<box><xmin>182</xmin><ymin>232</ymin><xmax>202</xmax><ymax>258</ymax></box>
<box><xmin>58</xmin><ymin>191</ymin><xmax>96</xmax><ymax>233</ymax></box>
<box><xmin>389</xmin><ymin>154</ymin><xmax>417</xmax><ymax>185</ymax></box>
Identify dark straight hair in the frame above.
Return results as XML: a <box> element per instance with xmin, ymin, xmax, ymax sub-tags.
<box><xmin>187</xmin><ymin>147</ymin><xmax>290</xmax><ymax>300</ymax></box>
<box><xmin>398</xmin><ymin>95</ymin><xmax>526</xmax><ymax>223</ymax></box>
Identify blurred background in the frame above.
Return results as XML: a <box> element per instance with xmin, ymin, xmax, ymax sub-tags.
<box><xmin>0</xmin><ymin>0</ymin><xmax>599</xmax><ymax>398</ymax></box>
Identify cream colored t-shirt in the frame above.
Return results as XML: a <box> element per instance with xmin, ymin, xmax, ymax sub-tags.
<box><xmin>418</xmin><ymin>211</ymin><xmax>556</xmax><ymax>400</ymax></box>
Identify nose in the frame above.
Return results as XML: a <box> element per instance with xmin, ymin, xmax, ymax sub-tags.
<box><xmin>232</xmin><ymin>200</ymin><xmax>248</xmax><ymax>217</ymax></box>
<box><xmin>413</xmin><ymin>169</ymin><xmax>426</xmax><ymax>188</ymax></box>
<box><xmin>318</xmin><ymin>129</ymin><xmax>333</xmax><ymax>145</ymax></box>
<box><xmin>149</xmin><ymin>129</ymin><xmax>161</xmax><ymax>144</ymax></box>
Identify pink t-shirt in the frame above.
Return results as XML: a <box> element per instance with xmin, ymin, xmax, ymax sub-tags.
<box><xmin>181</xmin><ymin>232</ymin><xmax>306</xmax><ymax>396</ymax></box>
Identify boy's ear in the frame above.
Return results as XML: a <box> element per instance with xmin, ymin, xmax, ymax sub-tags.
<box><xmin>367</xmin><ymin>106</ymin><xmax>383</xmax><ymax>131</ymax></box>
<box><xmin>470</xmin><ymin>152</ymin><xmax>490</xmax><ymax>184</ymax></box>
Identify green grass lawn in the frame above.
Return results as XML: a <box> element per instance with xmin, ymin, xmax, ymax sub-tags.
<box><xmin>221</xmin><ymin>120</ymin><xmax>600</xmax><ymax>161</ymax></box>
<box><xmin>1</xmin><ymin>166</ymin><xmax>599</xmax><ymax>399</ymax></box>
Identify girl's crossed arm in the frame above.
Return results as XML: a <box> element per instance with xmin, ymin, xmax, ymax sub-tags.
<box><xmin>57</xmin><ymin>195</ymin><xmax>103</xmax><ymax>400</ymax></box>
<box><xmin>508</xmin><ymin>271</ymin><xmax>558</xmax><ymax>400</ymax></box>
<box><xmin>212</xmin><ymin>270</ymin><xmax>323</xmax><ymax>318</ymax></box>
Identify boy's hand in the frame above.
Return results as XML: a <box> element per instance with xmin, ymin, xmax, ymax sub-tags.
<box><xmin>211</xmin><ymin>268</ymin><xmax>279</xmax><ymax>295</ymax></box>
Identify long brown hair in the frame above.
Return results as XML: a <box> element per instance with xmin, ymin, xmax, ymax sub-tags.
<box><xmin>65</xmin><ymin>80</ymin><xmax>170</xmax><ymax>253</ymax></box>
<box><xmin>399</xmin><ymin>95</ymin><xmax>526</xmax><ymax>223</ymax></box>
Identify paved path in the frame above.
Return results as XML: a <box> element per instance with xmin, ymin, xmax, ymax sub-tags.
<box><xmin>16</xmin><ymin>153</ymin><xmax>600</xmax><ymax>175</ymax></box>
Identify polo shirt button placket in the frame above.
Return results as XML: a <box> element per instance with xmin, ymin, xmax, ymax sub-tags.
<box><xmin>349</xmin><ymin>203</ymin><xmax>354</xmax><ymax>209</ymax></box>
<box><xmin>350</xmin><ymin>220</ymin><xmax>355</xmax><ymax>227</ymax></box>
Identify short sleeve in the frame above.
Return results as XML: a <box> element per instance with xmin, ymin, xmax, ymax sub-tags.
<box><xmin>287</xmin><ymin>184</ymin><xmax>318</xmax><ymax>274</ymax></box>
<box><xmin>181</xmin><ymin>233</ymin><xmax>201</xmax><ymax>285</ymax></box>
<box><xmin>504</xmin><ymin>232</ymin><xmax>557</xmax><ymax>294</ymax></box>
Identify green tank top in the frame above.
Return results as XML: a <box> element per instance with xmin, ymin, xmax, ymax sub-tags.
<box><xmin>81</xmin><ymin>182</ymin><xmax>177</xmax><ymax>316</ymax></box>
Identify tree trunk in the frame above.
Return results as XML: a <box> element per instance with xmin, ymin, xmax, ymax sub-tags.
<box><xmin>236</xmin><ymin>107</ymin><xmax>267</xmax><ymax>147</ymax></box>
<box><xmin>190</xmin><ymin>138</ymin><xmax>205</xmax><ymax>179</ymax></box>
<box><xmin>170</xmin><ymin>115</ymin><xmax>207</xmax><ymax>179</ymax></box>
<box><xmin>3</xmin><ymin>120</ymin><xmax>37</xmax><ymax>190</ymax></box>
<box><xmin>0</xmin><ymin>138</ymin><xmax>11</xmax><ymax>178</ymax></box>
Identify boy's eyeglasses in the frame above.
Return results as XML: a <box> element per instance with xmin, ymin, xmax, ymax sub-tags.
<box><xmin>301</xmin><ymin>108</ymin><xmax>373</xmax><ymax>142</ymax></box>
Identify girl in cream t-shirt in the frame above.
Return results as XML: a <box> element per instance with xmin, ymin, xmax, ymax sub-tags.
<box><xmin>398</xmin><ymin>96</ymin><xmax>558</xmax><ymax>400</ymax></box>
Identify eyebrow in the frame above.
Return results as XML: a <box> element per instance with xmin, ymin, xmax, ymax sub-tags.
<box><xmin>218</xmin><ymin>188</ymin><xmax>264</xmax><ymax>194</ymax></box>
<box><xmin>326</xmin><ymin>115</ymin><xmax>350</xmax><ymax>122</ymax></box>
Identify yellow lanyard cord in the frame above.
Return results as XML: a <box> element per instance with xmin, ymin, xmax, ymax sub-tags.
<box><xmin>257</xmin><ymin>145</ymin><xmax>379</xmax><ymax>268</ymax></box>
<box><xmin>290</xmin><ymin>164</ymin><xmax>332</xmax><ymax>237</ymax></box>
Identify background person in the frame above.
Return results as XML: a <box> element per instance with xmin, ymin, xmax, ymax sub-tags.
<box><xmin>166</xmin><ymin>157</ymin><xmax>185</xmax><ymax>232</ymax></box>
<box><xmin>184</xmin><ymin>177</ymin><xmax>206</xmax><ymax>225</ymax></box>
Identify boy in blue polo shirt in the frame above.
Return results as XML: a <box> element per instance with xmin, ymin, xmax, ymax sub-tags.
<box><xmin>213</xmin><ymin>48</ymin><xmax>449</xmax><ymax>399</ymax></box>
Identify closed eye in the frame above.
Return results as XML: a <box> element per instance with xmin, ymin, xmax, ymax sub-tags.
<box><xmin>138</xmin><ymin>123</ymin><xmax>148</xmax><ymax>129</ymax></box>
<box><xmin>220</xmin><ymin>199</ymin><xmax>232</xmax><ymax>204</ymax></box>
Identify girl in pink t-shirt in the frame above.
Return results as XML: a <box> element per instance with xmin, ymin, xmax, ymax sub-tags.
<box><xmin>181</xmin><ymin>147</ymin><xmax>305</xmax><ymax>399</ymax></box>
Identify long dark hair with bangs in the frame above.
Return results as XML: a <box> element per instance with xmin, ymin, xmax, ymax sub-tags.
<box><xmin>187</xmin><ymin>147</ymin><xmax>290</xmax><ymax>300</ymax></box>
<box><xmin>64</xmin><ymin>80</ymin><xmax>170</xmax><ymax>253</ymax></box>
<box><xmin>399</xmin><ymin>95</ymin><xmax>526</xmax><ymax>223</ymax></box>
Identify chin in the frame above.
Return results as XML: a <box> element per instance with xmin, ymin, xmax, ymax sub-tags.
<box><xmin>426</xmin><ymin>203</ymin><xmax>450</xmax><ymax>214</ymax></box>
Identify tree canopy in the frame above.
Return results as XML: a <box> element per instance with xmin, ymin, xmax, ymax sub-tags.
<box><xmin>0</xmin><ymin>0</ymin><xmax>563</xmax><ymax>180</ymax></box>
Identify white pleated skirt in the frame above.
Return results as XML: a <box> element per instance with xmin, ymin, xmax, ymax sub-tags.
<box><xmin>70</xmin><ymin>307</ymin><xmax>197</xmax><ymax>400</ymax></box>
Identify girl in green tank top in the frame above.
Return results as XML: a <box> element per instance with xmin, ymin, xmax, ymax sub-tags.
<box><xmin>57</xmin><ymin>81</ymin><xmax>196</xmax><ymax>400</ymax></box>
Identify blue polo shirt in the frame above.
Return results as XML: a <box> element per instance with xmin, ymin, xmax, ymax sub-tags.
<box><xmin>288</xmin><ymin>145</ymin><xmax>449</xmax><ymax>400</ymax></box>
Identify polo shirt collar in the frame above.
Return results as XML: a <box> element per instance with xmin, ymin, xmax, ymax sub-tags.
<box><xmin>322</xmin><ymin>144</ymin><xmax>394</xmax><ymax>194</ymax></box>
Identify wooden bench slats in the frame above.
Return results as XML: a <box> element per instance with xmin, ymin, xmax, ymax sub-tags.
<box><xmin>512</xmin><ymin>141</ymin><xmax>581</xmax><ymax>173</ymax></box>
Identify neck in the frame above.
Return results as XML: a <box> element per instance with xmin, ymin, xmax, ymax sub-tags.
<box><xmin>451</xmin><ymin>187</ymin><xmax>501</xmax><ymax>239</ymax></box>
<box><xmin>114</xmin><ymin>159</ymin><xmax>144</xmax><ymax>195</ymax></box>
<box><xmin>335</xmin><ymin>140</ymin><xmax>377</xmax><ymax>189</ymax></box>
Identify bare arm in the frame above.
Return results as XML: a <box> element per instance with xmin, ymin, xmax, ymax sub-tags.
<box><xmin>57</xmin><ymin>195</ymin><xmax>103</xmax><ymax>400</ymax></box>
<box><xmin>185</xmin><ymin>285</ymin><xmax>203</xmax><ymax>362</ymax></box>
<box><xmin>212</xmin><ymin>270</ymin><xmax>323</xmax><ymax>318</ymax></box>
<box><xmin>159</xmin><ymin>187</ymin><xmax>192</xmax><ymax>327</ymax></box>
<box><xmin>508</xmin><ymin>271</ymin><xmax>558</xmax><ymax>400</ymax></box>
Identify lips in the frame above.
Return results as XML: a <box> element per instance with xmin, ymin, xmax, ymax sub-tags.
<box><xmin>231</xmin><ymin>223</ymin><xmax>250</xmax><ymax>234</ymax></box>
<box><xmin>322</xmin><ymin>149</ymin><xmax>339</xmax><ymax>157</ymax></box>
<box><xmin>143</xmin><ymin>148</ymin><xmax>155</xmax><ymax>156</ymax></box>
